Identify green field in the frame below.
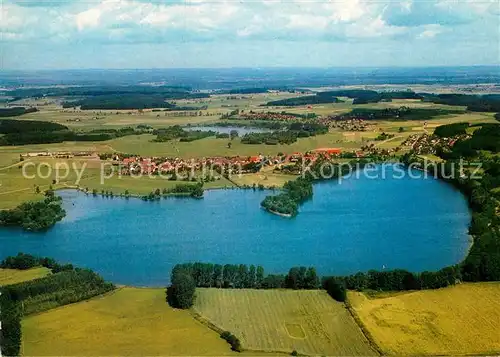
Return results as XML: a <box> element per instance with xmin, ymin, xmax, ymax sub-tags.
<box><xmin>193</xmin><ymin>288</ymin><xmax>376</xmax><ymax>355</ymax></box>
<box><xmin>348</xmin><ymin>283</ymin><xmax>500</xmax><ymax>355</ymax></box>
<box><xmin>0</xmin><ymin>267</ymin><xmax>51</xmax><ymax>286</ymax></box>
<box><xmin>0</xmin><ymin>156</ymin><xmax>235</xmax><ymax>209</ymax></box>
<box><xmin>22</xmin><ymin>287</ymin><xmax>237</xmax><ymax>356</ymax></box>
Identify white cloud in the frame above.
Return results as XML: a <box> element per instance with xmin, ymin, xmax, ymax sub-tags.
<box><xmin>76</xmin><ymin>8</ymin><xmax>102</xmax><ymax>30</ymax></box>
<box><xmin>345</xmin><ymin>16</ymin><xmax>406</xmax><ymax>38</ymax></box>
<box><xmin>0</xmin><ymin>0</ymin><xmax>498</xmax><ymax>45</ymax></box>
<box><xmin>417</xmin><ymin>24</ymin><xmax>444</xmax><ymax>39</ymax></box>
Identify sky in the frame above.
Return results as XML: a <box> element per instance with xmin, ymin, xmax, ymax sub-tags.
<box><xmin>1</xmin><ymin>0</ymin><xmax>499</xmax><ymax>69</ymax></box>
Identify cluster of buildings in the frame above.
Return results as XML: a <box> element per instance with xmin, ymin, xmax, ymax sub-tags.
<box><xmin>402</xmin><ymin>134</ymin><xmax>461</xmax><ymax>155</ymax></box>
<box><xmin>326</xmin><ymin>118</ymin><xmax>369</xmax><ymax>131</ymax></box>
<box><xmin>113</xmin><ymin>148</ymin><xmax>345</xmax><ymax>176</ymax></box>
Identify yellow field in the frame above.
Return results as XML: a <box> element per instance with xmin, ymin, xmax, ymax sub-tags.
<box><xmin>22</xmin><ymin>287</ymin><xmax>236</xmax><ymax>356</ymax></box>
<box><xmin>0</xmin><ymin>267</ymin><xmax>51</xmax><ymax>286</ymax></box>
<box><xmin>348</xmin><ymin>283</ymin><xmax>500</xmax><ymax>355</ymax></box>
<box><xmin>193</xmin><ymin>288</ymin><xmax>376</xmax><ymax>355</ymax></box>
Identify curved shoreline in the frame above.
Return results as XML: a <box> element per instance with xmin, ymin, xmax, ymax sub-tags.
<box><xmin>263</xmin><ymin>207</ymin><xmax>293</xmax><ymax>218</ymax></box>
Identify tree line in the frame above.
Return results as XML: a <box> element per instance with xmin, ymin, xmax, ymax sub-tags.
<box><xmin>264</xmin><ymin>89</ymin><xmax>423</xmax><ymax>106</ymax></box>
<box><xmin>422</xmin><ymin>93</ymin><xmax>500</xmax><ymax>112</ymax></box>
<box><xmin>5</xmin><ymin>85</ymin><xmax>199</xmax><ymax>99</ymax></box>
<box><xmin>141</xmin><ymin>183</ymin><xmax>204</xmax><ymax>201</ymax></box>
<box><xmin>0</xmin><ymin>254</ymin><xmax>114</xmax><ymax>356</ymax></box>
<box><xmin>0</xmin><ymin>118</ymin><xmax>67</xmax><ymax>133</ymax></box>
<box><xmin>0</xmin><ymin>107</ymin><xmax>37</xmax><ymax>118</ymax></box>
<box><xmin>0</xmin><ymin>190</ymin><xmax>66</xmax><ymax>232</ymax></box>
<box><xmin>168</xmin><ymin>262</ymin><xmax>330</xmax><ymax>309</ymax></box>
<box><xmin>1</xmin><ymin>252</ymin><xmax>74</xmax><ymax>272</ymax></box>
<box><xmin>0</xmin><ymin>119</ymin><xmax>149</xmax><ymax>146</ymax></box>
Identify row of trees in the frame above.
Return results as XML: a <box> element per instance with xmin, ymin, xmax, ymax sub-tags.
<box><xmin>168</xmin><ymin>263</ymin><xmax>325</xmax><ymax>309</ymax></box>
<box><xmin>0</xmin><ymin>190</ymin><xmax>66</xmax><ymax>231</ymax></box>
<box><xmin>141</xmin><ymin>183</ymin><xmax>204</xmax><ymax>201</ymax></box>
<box><xmin>330</xmin><ymin>266</ymin><xmax>461</xmax><ymax>293</ymax></box>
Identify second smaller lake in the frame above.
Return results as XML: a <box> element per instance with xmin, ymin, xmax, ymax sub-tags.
<box><xmin>184</xmin><ymin>125</ymin><xmax>274</xmax><ymax>135</ymax></box>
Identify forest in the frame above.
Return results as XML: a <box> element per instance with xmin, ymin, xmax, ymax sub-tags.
<box><xmin>264</xmin><ymin>92</ymin><xmax>343</xmax><ymax>106</ymax></box>
<box><xmin>438</xmin><ymin>123</ymin><xmax>500</xmax><ymax>158</ymax></box>
<box><xmin>433</xmin><ymin>122</ymin><xmax>470</xmax><ymax>137</ymax></box>
<box><xmin>0</xmin><ymin>119</ymin><xmax>147</xmax><ymax>145</ymax></box>
<box><xmin>0</xmin><ymin>254</ymin><xmax>114</xmax><ymax>356</ymax></box>
<box><xmin>334</xmin><ymin>107</ymin><xmax>462</xmax><ymax>121</ymax></box>
<box><xmin>0</xmin><ymin>107</ymin><xmax>38</xmax><ymax>117</ymax></box>
<box><xmin>241</xmin><ymin>123</ymin><xmax>328</xmax><ymax>145</ymax></box>
<box><xmin>0</xmin><ymin>118</ymin><xmax>68</xmax><ymax>133</ymax></box>
<box><xmin>0</xmin><ymin>190</ymin><xmax>66</xmax><ymax>231</ymax></box>
<box><xmin>264</xmin><ymin>90</ymin><xmax>423</xmax><ymax>106</ymax></box>
<box><xmin>422</xmin><ymin>93</ymin><xmax>500</xmax><ymax>112</ymax></box>
<box><xmin>6</xmin><ymin>85</ymin><xmax>205</xmax><ymax>99</ymax></box>
<box><xmin>153</xmin><ymin>126</ymin><xmax>215</xmax><ymax>142</ymax></box>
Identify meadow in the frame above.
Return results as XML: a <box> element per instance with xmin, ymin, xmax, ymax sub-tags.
<box><xmin>0</xmin><ymin>156</ymin><xmax>235</xmax><ymax>209</ymax></box>
<box><xmin>348</xmin><ymin>282</ymin><xmax>500</xmax><ymax>355</ymax></box>
<box><xmin>193</xmin><ymin>288</ymin><xmax>376</xmax><ymax>356</ymax></box>
<box><xmin>0</xmin><ymin>267</ymin><xmax>50</xmax><ymax>286</ymax></box>
<box><xmin>22</xmin><ymin>287</ymin><xmax>237</xmax><ymax>356</ymax></box>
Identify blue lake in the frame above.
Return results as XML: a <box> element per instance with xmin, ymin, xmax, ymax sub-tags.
<box><xmin>0</xmin><ymin>165</ymin><xmax>471</xmax><ymax>287</ymax></box>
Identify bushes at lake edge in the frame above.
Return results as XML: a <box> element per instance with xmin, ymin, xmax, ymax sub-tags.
<box><xmin>1</xmin><ymin>252</ymin><xmax>74</xmax><ymax>272</ymax></box>
<box><xmin>0</xmin><ymin>190</ymin><xmax>66</xmax><ymax>232</ymax></box>
<box><xmin>261</xmin><ymin>159</ymin><xmax>360</xmax><ymax>216</ymax></box>
<box><xmin>142</xmin><ymin>183</ymin><xmax>204</xmax><ymax>201</ymax></box>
